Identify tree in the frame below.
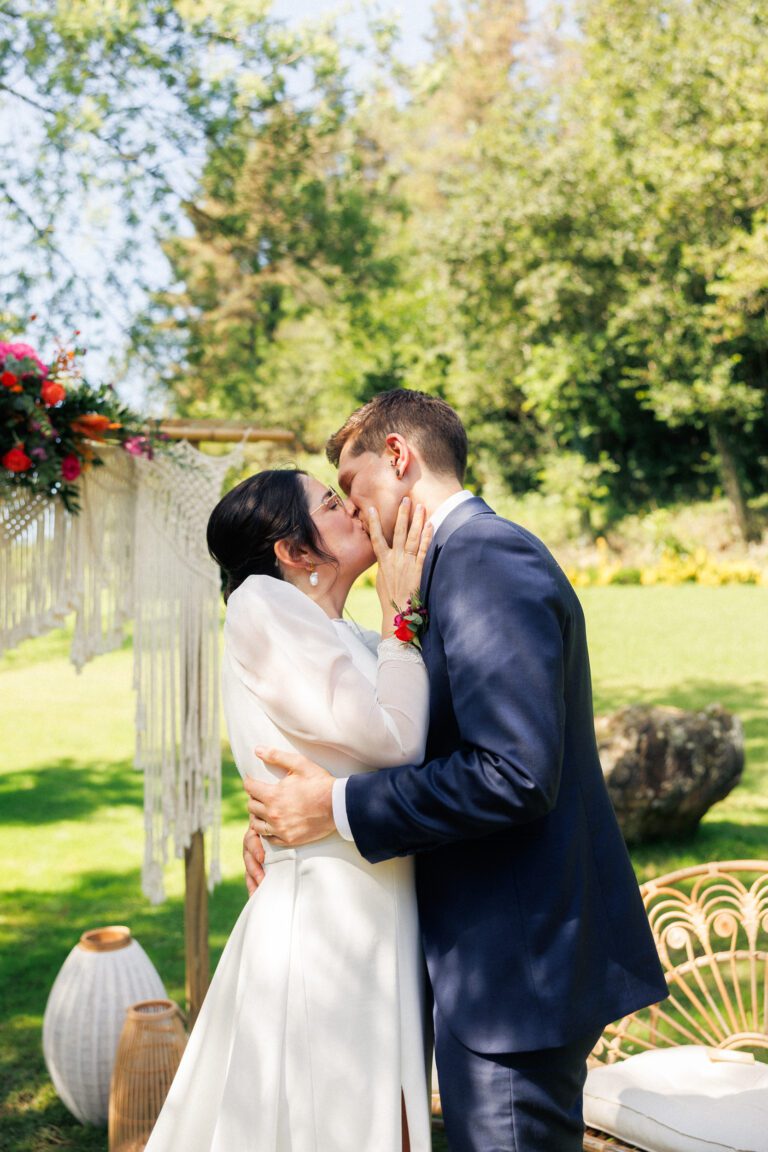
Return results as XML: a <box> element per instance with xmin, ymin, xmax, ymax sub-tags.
<box><xmin>0</xmin><ymin>1</ymin><xmax>306</xmax><ymax>363</ymax></box>
<box><xmin>574</xmin><ymin>0</ymin><xmax>768</xmax><ymax>537</ymax></box>
<box><xmin>135</xmin><ymin>17</ymin><xmax>413</xmax><ymax>444</ymax></box>
<box><xmin>433</xmin><ymin>0</ymin><xmax>768</xmax><ymax>535</ymax></box>
<box><xmin>358</xmin><ymin>0</ymin><xmax>545</xmax><ymax>491</ymax></box>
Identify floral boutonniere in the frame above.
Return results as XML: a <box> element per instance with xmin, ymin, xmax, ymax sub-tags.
<box><xmin>392</xmin><ymin>591</ymin><xmax>429</xmax><ymax>649</ymax></box>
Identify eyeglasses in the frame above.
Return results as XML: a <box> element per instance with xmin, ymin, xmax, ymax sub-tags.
<box><xmin>309</xmin><ymin>487</ymin><xmax>345</xmax><ymax>516</ymax></box>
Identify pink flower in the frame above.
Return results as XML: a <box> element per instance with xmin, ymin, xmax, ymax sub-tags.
<box><xmin>31</xmin><ymin>447</ymin><xmax>48</xmax><ymax>460</ymax></box>
<box><xmin>61</xmin><ymin>454</ymin><xmax>81</xmax><ymax>482</ymax></box>
<box><xmin>123</xmin><ymin>435</ymin><xmax>153</xmax><ymax>459</ymax></box>
<box><xmin>0</xmin><ymin>342</ymin><xmax>48</xmax><ymax>377</ymax></box>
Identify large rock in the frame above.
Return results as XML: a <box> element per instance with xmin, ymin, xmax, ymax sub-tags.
<box><xmin>595</xmin><ymin>704</ymin><xmax>744</xmax><ymax>844</ymax></box>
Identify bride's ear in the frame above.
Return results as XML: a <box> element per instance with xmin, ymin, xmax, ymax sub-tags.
<box><xmin>274</xmin><ymin>538</ymin><xmax>309</xmax><ymax>573</ymax></box>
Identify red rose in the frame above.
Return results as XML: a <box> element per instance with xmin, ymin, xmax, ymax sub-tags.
<box><xmin>1</xmin><ymin>371</ymin><xmax>22</xmax><ymax>392</ymax></box>
<box><xmin>394</xmin><ymin>620</ymin><xmax>416</xmax><ymax>643</ymax></box>
<box><xmin>61</xmin><ymin>454</ymin><xmax>82</xmax><ymax>482</ymax></box>
<box><xmin>2</xmin><ymin>446</ymin><xmax>33</xmax><ymax>473</ymax></box>
<box><xmin>41</xmin><ymin>380</ymin><xmax>66</xmax><ymax>406</ymax></box>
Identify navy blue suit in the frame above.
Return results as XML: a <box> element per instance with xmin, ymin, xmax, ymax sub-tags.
<box><xmin>346</xmin><ymin>498</ymin><xmax>667</xmax><ymax>1147</ymax></box>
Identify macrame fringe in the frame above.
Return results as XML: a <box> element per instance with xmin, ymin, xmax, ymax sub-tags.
<box><xmin>0</xmin><ymin>442</ymin><xmax>241</xmax><ymax>903</ymax></box>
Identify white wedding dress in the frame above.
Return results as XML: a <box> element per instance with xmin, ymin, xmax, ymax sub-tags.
<box><xmin>145</xmin><ymin>575</ymin><xmax>432</xmax><ymax>1152</ymax></box>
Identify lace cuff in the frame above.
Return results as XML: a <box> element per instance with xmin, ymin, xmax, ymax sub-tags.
<box><xmin>378</xmin><ymin>636</ymin><xmax>425</xmax><ymax>665</ymax></box>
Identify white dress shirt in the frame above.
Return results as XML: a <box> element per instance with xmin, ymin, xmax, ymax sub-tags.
<box><xmin>332</xmin><ymin>489</ymin><xmax>475</xmax><ymax>840</ymax></box>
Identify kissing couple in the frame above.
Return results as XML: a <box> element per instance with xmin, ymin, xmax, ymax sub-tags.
<box><xmin>146</xmin><ymin>389</ymin><xmax>666</xmax><ymax>1152</ymax></box>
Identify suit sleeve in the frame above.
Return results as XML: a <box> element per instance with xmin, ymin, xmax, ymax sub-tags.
<box><xmin>225</xmin><ymin>576</ymin><xmax>428</xmax><ymax>768</ymax></box>
<box><xmin>345</xmin><ymin>520</ymin><xmax>568</xmax><ymax>861</ymax></box>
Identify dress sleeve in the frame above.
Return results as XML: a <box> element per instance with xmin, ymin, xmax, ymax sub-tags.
<box><xmin>224</xmin><ymin>576</ymin><xmax>428</xmax><ymax>768</ymax></box>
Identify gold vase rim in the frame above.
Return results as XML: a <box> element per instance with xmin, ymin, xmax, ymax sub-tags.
<box><xmin>78</xmin><ymin>925</ymin><xmax>132</xmax><ymax>952</ymax></box>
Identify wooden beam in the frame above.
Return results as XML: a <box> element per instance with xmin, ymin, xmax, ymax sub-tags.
<box><xmin>184</xmin><ymin>832</ymin><xmax>209</xmax><ymax>1027</ymax></box>
<box><xmin>157</xmin><ymin>418</ymin><xmax>295</xmax><ymax>445</ymax></box>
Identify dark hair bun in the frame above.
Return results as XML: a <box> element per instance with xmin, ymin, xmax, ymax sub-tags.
<box><xmin>207</xmin><ymin>468</ymin><xmax>333</xmax><ymax>601</ymax></box>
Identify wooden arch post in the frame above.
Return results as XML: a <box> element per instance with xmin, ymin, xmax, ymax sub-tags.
<box><xmin>158</xmin><ymin>418</ymin><xmax>295</xmax><ymax>1024</ymax></box>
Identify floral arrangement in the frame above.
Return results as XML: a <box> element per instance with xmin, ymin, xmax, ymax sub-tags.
<box><xmin>1</xmin><ymin>335</ymin><xmax>164</xmax><ymax>512</ymax></box>
<box><xmin>392</xmin><ymin>591</ymin><xmax>429</xmax><ymax>648</ymax></box>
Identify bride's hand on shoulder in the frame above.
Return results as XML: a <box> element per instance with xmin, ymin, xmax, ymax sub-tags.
<box><xmin>368</xmin><ymin>498</ymin><xmax>432</xmax><ymax>639</ymax></box>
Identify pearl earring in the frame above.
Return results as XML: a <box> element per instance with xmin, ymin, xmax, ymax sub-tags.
<box><xmin>309</xmin><ymin>564</ymin><xmax>319</xmax><ymax>587</ymax></box>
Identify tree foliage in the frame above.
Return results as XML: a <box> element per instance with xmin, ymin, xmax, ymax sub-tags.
<box><xmin>422</xmin><ymin>0</ymin><xmax>768</xmax><ymax>532</ymax></box>
<box><xmin>2</xmin><ymin>0</ymin><xmax>767</xmax><ymax>536</ymax></box>
<box><xmin>1</xmin><ymin>0</ymin><xmax>321</xmax><ymax>353</ymax></box>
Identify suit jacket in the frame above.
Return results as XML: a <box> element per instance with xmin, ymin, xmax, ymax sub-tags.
<box><xmin>346</xmin><ymin>497</ymin><xmax>668</xmax><ymax>1054</ymax></box>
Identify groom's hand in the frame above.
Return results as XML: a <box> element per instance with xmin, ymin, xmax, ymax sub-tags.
<box><xmin>244</xmin><ymin>747</ymin><xmax>335</xmax><ymax>847</ymax></box>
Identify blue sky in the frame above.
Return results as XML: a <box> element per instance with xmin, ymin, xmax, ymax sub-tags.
<box><xmin>270</xmin><ymin>1</ymin><xmax>551</xmax><ymax>62</ymax></box>
<box><xmin>271</xmin><ymin>0</ymin><xmax>436</xmax><ymax>63</ymax></box>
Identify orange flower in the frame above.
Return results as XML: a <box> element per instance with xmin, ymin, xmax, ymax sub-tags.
<box><xmin>41</xmin><ymin>380</ymin><xmax>66</xmax><ymax>407</ymax></box>
<box><xmin>70</xmin><ymin>413</ymin><xmax>122</xmax><ymax>441</ymax></box>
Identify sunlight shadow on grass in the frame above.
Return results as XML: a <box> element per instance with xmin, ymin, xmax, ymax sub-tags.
<box><xmin>0</xmin><ymin>760</ymin><xmax>142</xmax><ymax>825</ymax></box>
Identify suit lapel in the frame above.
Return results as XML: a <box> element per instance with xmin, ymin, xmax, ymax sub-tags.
<box><xmin>419</xmin><ymin>496</ymin><xmax>494</xmax><ymax>604</ymax></box>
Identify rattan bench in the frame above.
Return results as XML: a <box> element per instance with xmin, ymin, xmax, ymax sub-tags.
<box><xmin>583</xmin><ymin>860</ymin><xmax>768</xmax><ymax>1151</ymax></box>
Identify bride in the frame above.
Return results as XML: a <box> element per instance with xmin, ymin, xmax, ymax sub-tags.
<box><xmin>144</xmin><ymin>467</ymin><xmax>434</xmax><ymax>1152</ymax></box>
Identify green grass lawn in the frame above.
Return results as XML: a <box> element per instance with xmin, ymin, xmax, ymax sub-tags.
<box><xmin>1</xmin><ymin>586</ymin><xmax>766</xmax><ymax>1151</ymax></box>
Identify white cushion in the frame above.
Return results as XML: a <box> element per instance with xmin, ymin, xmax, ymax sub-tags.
<box><xmin>584</xmin><ymin>1045</ymin><xmax>768</xmax><ymax>1152</ymax></box>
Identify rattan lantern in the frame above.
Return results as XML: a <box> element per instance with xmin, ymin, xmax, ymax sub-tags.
<box><xmin>109</xmin><ymin>999</ymin><xmax>187</xmax><ymax>1152</ymax></box>
<box><xmin>43</xmin><ymin>926</ymin><xmax>166</xmax><ymax>1125</ymax></box>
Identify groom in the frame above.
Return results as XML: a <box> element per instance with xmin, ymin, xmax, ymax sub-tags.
<box><xmin>243</xmin><ymin>390</ymin><xmax>667</xmax><ymax>1151</ymax></box>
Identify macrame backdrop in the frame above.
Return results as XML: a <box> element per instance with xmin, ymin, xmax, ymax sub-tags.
<box><xmin>0</xmin><ymin>442</ymin><xmax>241</xmax><ymax>902</ymax></box>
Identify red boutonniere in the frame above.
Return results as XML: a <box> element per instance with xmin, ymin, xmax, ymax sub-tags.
<box><xmin>392</xmin><ymin>591</ymin><xmax>428</xmax><ymax>649</ymax></box>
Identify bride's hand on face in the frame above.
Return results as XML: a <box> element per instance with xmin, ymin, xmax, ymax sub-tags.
<box><xmin>367</xmin><ymin>498</ymin><xmax>433</xmax><ymax>639</ymax></box>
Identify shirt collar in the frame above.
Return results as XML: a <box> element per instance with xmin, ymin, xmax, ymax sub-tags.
<box><xmin>428</xmin><ymin>489</ymin><xmax>474</xmax><ymax>534</ymax></box>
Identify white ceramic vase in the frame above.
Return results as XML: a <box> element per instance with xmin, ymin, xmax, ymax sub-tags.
<box><xmin>43</xmin><ymin>926</ymin><xmax>166</xmax><ymax>1125</ymax></box>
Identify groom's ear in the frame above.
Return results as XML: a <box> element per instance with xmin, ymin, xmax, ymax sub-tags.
<box><xmin>384</xmin><ymin>433</ymin><xmax>411</xmax><ymax>478</ymax></box>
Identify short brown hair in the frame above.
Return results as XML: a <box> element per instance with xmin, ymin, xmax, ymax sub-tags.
<box><xmin>325</xmin><ymin>389</ymin><xmax>467</xmax><ymax>481</ymax></box>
